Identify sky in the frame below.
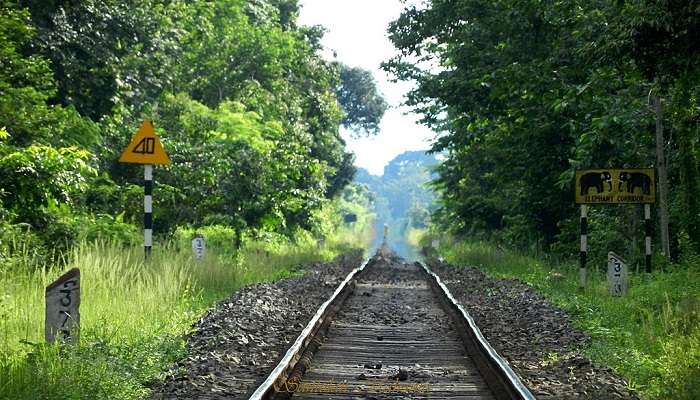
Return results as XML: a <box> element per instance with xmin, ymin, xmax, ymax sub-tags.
<box><xmin>298</xmin><ymin>0</ymin><xmax>434</xmax><ymax>176</ymax></box>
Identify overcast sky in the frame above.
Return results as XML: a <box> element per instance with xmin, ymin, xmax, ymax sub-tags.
<box><xmin>298</xmin><ymin>0</ymin><xmax>434</xmax><ymax>176</ymax></box>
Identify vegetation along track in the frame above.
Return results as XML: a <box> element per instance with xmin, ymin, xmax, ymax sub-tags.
<box><xmin>248</xmin><ymin>249</ymin><xmax>534</xmax><ymax>399</ymax></box>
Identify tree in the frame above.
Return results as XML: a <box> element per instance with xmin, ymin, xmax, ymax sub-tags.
<box><xmin>0</xmin><ymin>1</ymin><xmax>97</xmax><ymax>147</ymax></box>
<box><xmin>610</xmin><ymin>0</ymin><xmax>700</xmax><ymax>254</ymax></box>
<box><xmin>383</xmin><ymin>0</ymin><xmax>664</xmax><ymax>255</ymax></box>
<box><xmin>336</xmin><ymin>64</ymin><xmax>388</xmax><ymax>136</ymax></box>
<box><xmin>0</xmin><ymin>1</ymin><xmax>98</xmax><ymax>249</ymax></box>
<box><xmin>171</xmin><ymin>0</ymin><xmax>354</xmax><ymax>200</ymax></box>
<box><xmin>21</xmin><ymin>0</ymin><xmax>184</xmax><ymax>121</ymax></box>
<box><xmin>0</xmin><ymin>0</ymin><xmax>384</xmax><ymax>258</ymax></box>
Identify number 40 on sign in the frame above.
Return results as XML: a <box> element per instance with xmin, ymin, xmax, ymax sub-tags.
<box><xmin>119</xmin><ymin>120</ymin><xmax>170</xmax><ymax>165</ymax></box>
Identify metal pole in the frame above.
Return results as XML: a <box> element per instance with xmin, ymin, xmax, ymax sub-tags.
<box><xmin>144</xmin><ymin>165</ymin><xmax>153</xmax><ymax>259</ymax></box>
<box><xmin>580</xmin><ymin>205</ymin><xmax>588</xmax><ymax>288</ymax></box>
<box><xmin>645</xmin><ymin>204</ymin><xmax>652</xmax><ymax>273</ymax></box>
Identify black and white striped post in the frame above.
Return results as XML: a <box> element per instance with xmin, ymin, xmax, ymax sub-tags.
<box><xmin>144</xmin><ymin>165</ymin><xmax>154</xmax><ymax>258</ymax></box>
<box><xmin>580</xmin><ymin>204</ymin><xmax>588</xmax><ymax>288</ymax></box>
<box><xmin>644</xmin><ymin>204</ymin><xmax>652</xmax><ymax>273</ymax></box>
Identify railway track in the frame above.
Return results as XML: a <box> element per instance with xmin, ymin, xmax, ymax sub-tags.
<box><xmin>249</xmin><ymin>249</ymin><xmax>534</xmax><ymax>399</ymax></box>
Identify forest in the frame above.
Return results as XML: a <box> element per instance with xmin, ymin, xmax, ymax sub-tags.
<box><xmin>0</xmin><ymin>0</ymin><xmax>391</xmax><ymax>261</ymax></box>
<box><xmin>384</xmin><ymin>0</ymin><xmax>700</xmax><ymax>263</ymax></box>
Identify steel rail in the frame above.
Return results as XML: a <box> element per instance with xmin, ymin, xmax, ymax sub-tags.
<box><xmin>248</xmin><ymin>257</ymin><xmax>371</xmax><ymax>400</ymax></box>
<box><xmin>419</xmin><ymin>261</ymin><xmax>536</xmax><ymax>400</ymax></box>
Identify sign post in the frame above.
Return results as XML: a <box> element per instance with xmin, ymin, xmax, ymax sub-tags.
<box><xmin>119</xmin><ymin>120</ymin><xmax>170</xmax><ymax>259</ymax></box>
<box><xmin>644</xmin><ymin>204</ymin><xmax>652</xmax><ymax>273</ymax></box>
<box><xmin>580</xmin><ymin>205</ymin><xmax>588</xmax><ymax>288</ymax></box>
<box><xmin>46</xmin><ymin>268</ymin><xmax>80</xmax><ymax>344</ymax></box>
<box><xmin>575</xmin><ymin>168</ymin><xmax>656</xmax><ymax>282</ymax></box>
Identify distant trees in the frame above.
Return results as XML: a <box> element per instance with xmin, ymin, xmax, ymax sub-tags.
<box><xmin>356</xmin><ymin>151</ymin><xmax>437</xmax><ymax>254</ymax></box>
<box><xmin>385</xmin><ymin>0</ymin><xmax>700</xmax><ymax>260</ymax></box>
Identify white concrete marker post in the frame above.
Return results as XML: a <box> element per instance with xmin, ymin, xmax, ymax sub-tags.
<box><xmin>45</xmin><ymin>268</ymin><xmax>80</xmax><ymax>344</ymax></box>
<box><xmin>607</xmin><ymin>252</ymin><xmax>629</xmax><ymax>297</ymax></box>
<box><xmin>192</xmin><ymin>233</ymin><xmax>206</xmax><ymax>261</ymax></box>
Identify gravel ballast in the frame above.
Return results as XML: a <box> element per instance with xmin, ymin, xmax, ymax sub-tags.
<box><xmin>151</xmin><ymin>248</ymin><xmax>638</xmax><ymax>399</ymax></box>
<box><xmin>151</xmin><ymin>251</ymin><xmax>362</xmax><ymax>399</ymax></box>
<box><xmin>293</xmin><ymin>251</ymin><xmax>496</xmax><ymax>399</ymax></box>
<box><xmin>428</xmin><ymin>258</ymin><xmax>638</xmax><ymax>399</ymax></box>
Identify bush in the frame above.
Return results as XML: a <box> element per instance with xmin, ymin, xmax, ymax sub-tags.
<box><xmin>76</xmin><ymin>214</ymin><xmax>140</xmax><ymax>244</ymax></box>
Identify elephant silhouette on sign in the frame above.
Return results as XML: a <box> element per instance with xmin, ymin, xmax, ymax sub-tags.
<box><xmin>580</xmin><ymin>171</ymin><xmax>612</xmax><ymax>195</ymax></box>
<box><xmin>619</xmin><ymin>172</ymin><xmax>652</xmax><ymax>195</ymax></box>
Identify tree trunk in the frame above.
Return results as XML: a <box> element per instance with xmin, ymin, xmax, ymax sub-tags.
<box><xmin>654</xmin><ymin>95</ymin><xmax>671</xmax><ymax>259</ymax></box>
<box><xmin>672</xmin><ymin>80</ymin><xmax>700</xmax><ymax>255</ymax></box>
<box><xmin>677</xmin><ymin>122</ymin><xmax>700</xmax><ymax>254</ymax></box>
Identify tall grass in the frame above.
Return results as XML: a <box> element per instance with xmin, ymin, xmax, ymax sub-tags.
<box><xmin>0</xmin><ymin>225</ymin><xmax>369</xmax><ymax>399</ymax></box>
<box><xmin>440</xmin><ymin>240</ymin><xmax>700</xmax><ymax>400</ymax></box>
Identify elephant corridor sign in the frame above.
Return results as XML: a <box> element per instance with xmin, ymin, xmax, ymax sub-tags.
<box><xmin>575</xmin><ymin>169</ymin><xmax>655</xmax><ymax>204</ymax></box>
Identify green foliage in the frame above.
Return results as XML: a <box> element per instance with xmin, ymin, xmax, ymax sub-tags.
<box><xmin>0</xmin><ymin>145</ymin><xmax>99</xmax><ymax>255</ymax></box>
<box><xmin>173</xmin><ymin>225</ymin><xmax>237</xmax><ymax>255</ymax></box>
<box><xmin>440</xmin><ymin>239</ymin><xmax>700</xmax><ymax>400</ymax></box>
<box><xmin>0</xmin><ymin>0</ymin><xmax>388</xmax><ymax>261</ymax></box>
<box><xmin>23</xmin><ymin>0</ymin><xmax>185</xmax><ymax>120</ymax></box>
<box><xmin>0</xmin><ymin>222</ymin><xmax>49</xmax><ymax>270</ymax></box>
<box><xmin>168</xmin><ymin>0</ymin><xmax>356</xmax><ymax>198</ymax></box>
<box><xmin>336</xmin><ymin>64</ymin><xmax>388</xmax><ymax>136</ymax></box>
<box><xmin>75</xmin><ymin>214</ymin><xmax>140</xmax><ymax>245</ymax></box>
<box><xmin>384</xmin><ymin>0</ymin><xmax>700</xmax><ymax>257</ymax></box>
<box><xmin>0</xmin><ymin>2</ymin><xmax>99</xmax><ymax>148</ymax></box>
<box><xmin>105</xmin><ymin>93</ymin><xmax>331</xmax><ymax>236</ymax></box>
<box><xmin>315</xmin><ymin>186</ymin><xmax>375</xmax><ymax>253</ymax></box>
<box><xmin>0</xmin><ymin>146</ymin><xmax>95</xmax><ymax>218</ymax></box>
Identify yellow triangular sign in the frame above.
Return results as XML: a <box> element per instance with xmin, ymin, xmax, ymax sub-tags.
<box><xmin>119</xmin><ymin>120</ymin><xmax>170</xmax><ymax>165</ymax></box>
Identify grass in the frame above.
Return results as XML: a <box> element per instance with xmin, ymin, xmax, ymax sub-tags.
<box><xmin>439</xmin><ymin>239</ymin><xmax>700</xmax><ymax>400</ymax></box>
<box><xmin>0</xmin><ymin>222</ymin><xmax>370</xmax><ymax>399</ymax></box>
